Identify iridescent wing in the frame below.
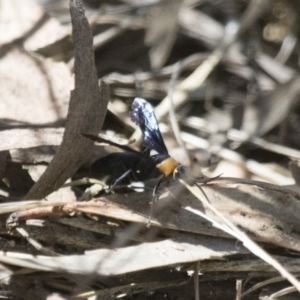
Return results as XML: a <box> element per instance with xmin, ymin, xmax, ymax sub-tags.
<box><xmin>131</xmin><ymin>98</ymin><xmax>168</xmax><ymax>154</ymax></box>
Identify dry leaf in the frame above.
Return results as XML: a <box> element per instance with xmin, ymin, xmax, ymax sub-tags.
<box><xmin>0</xmin><ymin>128</ymin><xmax>63</xmax><ymax>152</ymax></box>
<box><xmin>0</xmin><ymin>0</ymin><xmax>67</xmax><ymax>51</ymax></box>
<box><xmin>0</xmin><ymin>234</ymin><xmax>247</xmax><ymax>275</ymax></box>
<box><xmin>24</xmin><ymin>0</ymin><xmax>109</xmax><ymax>199</ymax></box>
<box><xmin>145</xmin><ymin>0</ymin><xmax>183</xmax><ymax>69</ymax></box>
<box><xmin>242</xmin><ymin>77</ymin><xmax>300</xmax><ymax>136</ymax></box>
<box><xmin>0</xmin><ymin>49</ymin><xmax>71</xmax><ymax>125</ymax></box>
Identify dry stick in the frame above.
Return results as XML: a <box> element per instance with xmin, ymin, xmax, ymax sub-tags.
<box><xmin>179</xmin><ymin>179</ymin><xmax>300</xmax><ymax>292</ymax></box>
<box><xmin>180</xmin><ymin>132</ymin><xmax>294</xmax><ymax>185</ymax></box>
<box><xmin>193</xmin><ymin>262</ymin><xmax>200</xmax><ymax>300</ymax></box>
<box><xmin>154</xmin><ymin>0</ymin><xmax>266</xmax><ymax>121</ymax></box>
<box><xmin>104</xmin><ymin>53</ymin><xmax>208</xmax><ymax>85</ymax></box>
<box><xmin>68</xmin><ymin>17</ymin><xmax>134</xmax><ymax>68</ymax></box>
<box><xmin>15</xmin><ymin>227</ymin><xmax>60</xmax><ymax>256</ymax></box>
<box><xmin>236</xmin><ymin>280</ymin><xmax>242</xmax><ymax>300</ymax></box>
<box><xmin>269</xmin><ymin>286</ymin><xmax>298</xmax><ymax>298</ymax></box>
<box><xmin>93</xmin><ymin>17</ymin><xmax>133</xmax><ymax>50</ymax></box>
<box><xmin>168</xmin><ymin>60</ymin><xmax>192</xmax><ymax>166</ymax></box>
<box><xmin>228</xmin><ymin>128</ymin><xmax>300</xmax><ymax>159</ymax></box>
<box><xmin>24</xmin><ymin>0</ymin><xmax>109</xmax><ymax>200</ymax></box>
<box><xmin>242</xmin><ymin>276</ymin><xmax>287</xmax><ymax>297</ymax></box>
<box><xmin>2</xmin><ymin>200</ymin><xmax>67</xmax><ymax>215</ymax></box>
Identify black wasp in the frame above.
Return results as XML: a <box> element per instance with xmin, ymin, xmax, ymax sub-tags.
<box><xmin>83</xmin><ymin>98</ymin><xmax>186</xmax><ymax>194</ymax></box>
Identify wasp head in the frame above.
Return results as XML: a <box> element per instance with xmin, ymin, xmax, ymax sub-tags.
<box><xmin>173</xmin><ymin>164</ymin><xmax>187</xmax><ymax>179</ymax></box>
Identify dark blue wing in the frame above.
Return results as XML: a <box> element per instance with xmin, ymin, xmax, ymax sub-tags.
<box><xmin>131</xmin><ymin>98</ymin><xmax>169</xmax><ymax>154</ymax></box>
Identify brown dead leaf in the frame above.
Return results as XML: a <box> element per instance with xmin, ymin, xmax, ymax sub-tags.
<box><xmin>24</xmin><ymin>0</ymin><xmax>109</xmax><ymax>199</ymax></box>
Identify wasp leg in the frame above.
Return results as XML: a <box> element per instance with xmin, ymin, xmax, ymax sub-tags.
<box><xmin>147</xmin><ymin>193</ymin><xmax>159</xmax><ymax>228</ymax></box>
<box><xmin>153</xmin><ymin>176</ymin><xmax>164</xmax><ymax>197</ymax></box>
<box><xmin>147</xmin><ymin>176</ymin><xmax>165</xmax><ymax>227</ymax></box>
<box><xmin>107</xmin><ymin>169</ymin><xmax>132</xmax><ymax>193</ymax></box>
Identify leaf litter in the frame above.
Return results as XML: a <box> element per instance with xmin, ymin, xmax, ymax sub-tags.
<box><xmin>1</xmin><ymin>0</ymin><xmax>300</xmax><ymax>299</ymax></box>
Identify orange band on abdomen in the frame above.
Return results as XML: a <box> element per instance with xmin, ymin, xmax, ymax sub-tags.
<box><xmin>156</xmin><ymin>157</ymin><xmax>179</xmax><ymax>177</ymax></box>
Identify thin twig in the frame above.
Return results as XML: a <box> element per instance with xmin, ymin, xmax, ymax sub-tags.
<box><xmin>242</xmin><ymin>276</ymin><xmax>286</xmax><ymax>297</ymax></box>
<box><xmin>15</xmin><ymin>227</ymin><xmax>60</xmax><ymax>256</ymax></box>
<box><xmin>194</xmin><ymin>262</ymin><xmax>200</xmax><ymax>300</ymax></box>
<box><xmin>228</xmin><ymin>128</ymin><xmax>300</xmax><ymax>159</ymax></box>
<box><xmin>269</xmin><ymin>286</ymin><xmax>298</xmax><ymax>298</ymax></box>
<box><xmin>236</xmin><ymin>279</ymin><xmax>242</xmax><ymax>300</ymax></box>
<box><xmin>168</xmin><ymin>61</ymin><xmax>192</xmax><ymax>166</ymax></box>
